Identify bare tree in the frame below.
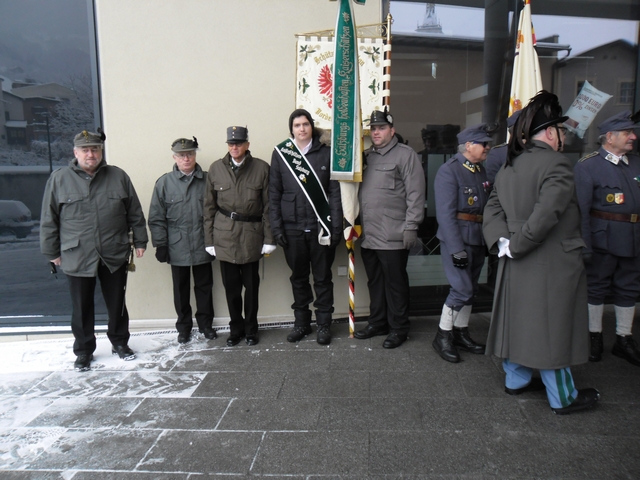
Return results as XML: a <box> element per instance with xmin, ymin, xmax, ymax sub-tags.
<box><xmin>50</xmin><ymin>73</ymin><xmax>95</xmax><ymax>141</ymax></box>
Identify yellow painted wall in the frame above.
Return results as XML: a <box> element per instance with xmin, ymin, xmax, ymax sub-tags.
<box><xmin>95</xmin><ymin>0</ymin><xmax>382</xmax><ymax>323</ymax></box>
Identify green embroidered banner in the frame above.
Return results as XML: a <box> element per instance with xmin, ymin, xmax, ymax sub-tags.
<box><xmin>331</xmin><ymin>0</ymin><xmax>361</xmax><ymax>181</ymax></box>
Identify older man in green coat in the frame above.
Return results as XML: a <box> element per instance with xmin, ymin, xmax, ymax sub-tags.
<box><xmin>149</xmin><ymin>137</ymin><xmax>216</xmax><ymax>345</ymax></box>
<box><xmin>483</xmin><ymin>91</ymin><xmax>599</xmax><ymax>415</ymax></box>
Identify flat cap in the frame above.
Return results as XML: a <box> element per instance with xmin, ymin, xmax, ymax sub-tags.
<box><xmin>457</xmin><ymin>124</ymin><xmax>493</xmax><ymax>144</ymax></box>
<box><xmin>598</xmin><ymin>110</ymin><xmax>640</xmax><ymax>135</ymax></box>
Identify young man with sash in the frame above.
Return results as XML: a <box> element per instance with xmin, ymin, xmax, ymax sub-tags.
<box><xmin>269</xmin><ymin>109</ymin><xmax>343</xmax><ymax>345</ymax></box>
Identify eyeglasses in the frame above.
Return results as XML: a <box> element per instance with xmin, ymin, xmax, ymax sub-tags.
<box><xmin>174</xmin><ymin>152</ymin><xmax>195</xmax><ymax>159</ymax></box>
<box><xmin>473</xmin><ymin>141</ymin><xmax>490</xmax><ymax>148</ymax></box>
<box><xmin>557</xmin><ymin>126</ymin><xmax>568</xmax><ymax>135</ymax></box>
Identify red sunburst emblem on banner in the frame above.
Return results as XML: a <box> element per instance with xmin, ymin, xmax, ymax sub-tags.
<box><xmin>318</xmin><ymin>64</ymin><xmax>333</xmax><ymax>108</ymax></box>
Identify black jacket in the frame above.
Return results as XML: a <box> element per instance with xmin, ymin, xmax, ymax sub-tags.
<box><xmin>269</xmin><ymin>135</ymin><xmax>342</xmax><ymax>236</ymax></box>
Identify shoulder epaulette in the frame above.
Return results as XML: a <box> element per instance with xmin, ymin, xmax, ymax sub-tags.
<box><xmin>578</xmin><ymin>151</ymin><xmax>599</xmax><ymax>163</ymax></box>
<box><xmin>492</xmin><ymin>142</ymin><xmax>507</xmax><ymax>148</ymax></box>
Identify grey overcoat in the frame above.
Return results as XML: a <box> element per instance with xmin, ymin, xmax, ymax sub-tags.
<box><xmin>482</xmin><ymin>141</ymin><xmax>589</xmax><ymax>370</ymax></box>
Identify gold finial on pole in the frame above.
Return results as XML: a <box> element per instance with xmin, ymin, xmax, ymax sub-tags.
<box><xmin>386</xmin><ymin>13</ymin><xmax>392</xmax><ymax>44</ymax></box>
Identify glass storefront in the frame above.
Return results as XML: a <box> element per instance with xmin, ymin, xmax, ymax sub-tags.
<box><xmin>388</xmin><ymin>1</ymin><xmax>639</xmax><ymax>314</ymax></box>
<box><xmin>0</xmin><ymin>0</ymin><xmax>102</xmax><ymax>327</ymax></box>
<box><xmin>1</xmin><ymin>0</ymin><xmax>638</xmax><ymax>324</ymax></box>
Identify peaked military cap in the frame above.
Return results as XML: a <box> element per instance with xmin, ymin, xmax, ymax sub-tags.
<box><xmin>74</xmin><ymin>129</ymin><xmax>106</xmax><ymax>147</ymax></box>
<box><xmin>171</xmin><ymin>137</ymin><xmax>199</xmax><ymax>152</ymax></box>
<box><xmin>226</xmin><ymin>126</ymin><xmax>249</xmax><ymax>144</ymax></box>
<box><xmin>369</xmin><ymin>107</ymin><xmax>393</xmax><ymax>126</ymax></box>
<box><xmin>457</xmin><ymin>124</ymin><xmax>493</xmax><ymax>144</ymax></box>
<box><xmin>598</xmin><ymin>110</ymin><xmax>640</xmax><ymax>135</ymax></box>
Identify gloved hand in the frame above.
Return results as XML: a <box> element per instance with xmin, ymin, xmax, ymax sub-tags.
<box><xmin>155</xmin><ymin>245</ymin><xmax>169</xmax><ymax>263</ymax></box>
<box><xmin>261</xmin><ymin>244</ymin><xmax>276</xmax><ymax>255</ymax></box>
<box><xmin>275</xmin><ymin>233</ymin><xmax>288</xmax><ymax>248</ymax></box>
<box><xmin>403</xmin><ymin>230</ymin><xmax>418</xmax><ymax>249</ymax></box>
<box><xmin>582</xmin><ymin>250</ymin><xmax>592</xmax><ymax>265</ymax></box>
<box><xmin>497</xmin><ymin>237</ymin><xmax>513</xmax><ymax>258</ymax></box>
<box><xmin>330</xmin><ymin>233</ymin><xmax>342</xmax><ymax>248</ymax></box>
<box><xmin>452</xmin><ymin>251</ymin><xmax>468</xmax><ymax>269</ymax></box>
<box><xmin>205</xmin><ymin>246</ymin><xmax>216</xmax><ymax>257</ymax></box>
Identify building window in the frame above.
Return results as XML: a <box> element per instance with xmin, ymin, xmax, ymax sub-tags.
<box><xmin>0</xmin><ymin>0</ymin><xmax>101</xmax><ymax>326</ymax></box>
<box><xmin>619</xmin><ymin>81</ymin><xmax>634</xmax><ymax>104</ymax></box>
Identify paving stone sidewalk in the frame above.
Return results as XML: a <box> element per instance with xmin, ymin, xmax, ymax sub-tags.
<box><xmin>0</xmin><ymin>310</ymin><xmax>638</xmax><ymax>479</ymax></box>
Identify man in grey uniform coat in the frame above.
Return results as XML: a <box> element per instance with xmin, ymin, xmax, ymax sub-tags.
<box><xmin>354</xmin><ymin>109</ymin><xmax>425</xmax><ymax>349</ymax></box>
<box><xmin>148</xmin><ymin>137</ymin><xmax>216</xmax><ymax>345</ymax></box>
<box><xmin>483</xmin><ymin>91</ymin><xmax>600</xmax><ymax>415</ymax></box>
<box><xmin>574</xmin><ymin>110</ymin><xmax>640</xmax><ymax>367</ymax></box>
<box><xmin>433</xmin><ymin>124</ymin><xmax>492</xmax><ymax>363</ymax></box>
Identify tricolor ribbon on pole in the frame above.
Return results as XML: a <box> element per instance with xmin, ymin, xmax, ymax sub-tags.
<box><xmin>331</xmin><ymin>0</ymin><xmax>365</xmax><ymax>337</ymax></box>
<box><xmin>509</xmin><ymin>0</ymin><xmax>543</xmax><ymax>116</ymax></box>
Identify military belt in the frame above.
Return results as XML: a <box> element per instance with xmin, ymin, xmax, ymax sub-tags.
<box><xmin>590</xmin><ymin>210</ymin><xmax>640</xmax><ymax>223</ymax></box>
<box><xmin>218</xmin><ymin>208</ymin><xmax>262</xmax><ymax>223</ymax></box>
<box><xmin>456</xmin><ymin>212</ymin><xmax>483</xmax><ymax>223</ymax></box>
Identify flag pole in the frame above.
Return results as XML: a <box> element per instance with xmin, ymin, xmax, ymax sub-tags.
<box><xmin>331</xmin><ymin>0</ymin><xmax>366</xmax><ymax>338</ymax></box>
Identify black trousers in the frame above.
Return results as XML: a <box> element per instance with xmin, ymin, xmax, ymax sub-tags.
<box><xmin>282</xmin><ymin>230</ymin><xmax>336</xmax><ymax>326</ymax></box>
<box><xmin>220</xmin><ymin>260</ymin><xmax>260</xmax><ymax>336</ymax></box>
<box><xmin>361</xmin><ymin>247</ymin><xmax>410</xmax><ymax>335</ymax></box>
<box><xmin>171</xmin><ymin>263</ymin><xmax>214</xmax><ymax>335</ymax></box>
<box><xmin>67</xmin><ymin>262</ymin><xmax>130</xmax><ymax>356</ymax></box>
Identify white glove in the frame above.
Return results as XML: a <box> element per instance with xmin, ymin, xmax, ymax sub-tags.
<box><xmin>497</xmin><ymin>237</ymin><xmax>513</xmax><ymax>258</ymax></box>
<box><xmin>261</xmin><ymin>244</ymin><xmax>276</xmax><ymax>255</ymax></box>
<box><xmin>205</xmin><ymin>246</ymin><xmax>216</xmax><ymax>256</ymax></box>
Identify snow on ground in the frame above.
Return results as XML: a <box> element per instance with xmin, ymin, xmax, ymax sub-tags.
<box><xmin>0</xmin><ymin>329</ymin><xmax>222</xmax><ymax>374</ymax></box>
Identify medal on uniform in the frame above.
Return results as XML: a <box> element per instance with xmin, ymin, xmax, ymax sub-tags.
<box><xmin>606</xmin><ymin>193</ymin><xmax>615</xmax><ymax>203</ymax></box>
<box><xmin>468</xmin><ymin>197</ymin><xmax>474</xmax><ymax>205</ymax></box>
<box><xmin>615</xmin><ymin>193</ymin><xmax>624</xmax><ymax>204</ymax></box>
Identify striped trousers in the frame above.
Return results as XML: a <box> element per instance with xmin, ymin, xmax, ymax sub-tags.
<box><xmin>503</xmin><ymin>359</ymin><xmax>578</xmax><ymax>408</ymax></box>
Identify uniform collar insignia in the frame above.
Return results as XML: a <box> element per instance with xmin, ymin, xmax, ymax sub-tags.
<box><xmin>463</xmin><ymin>159</ymin><xmax>480</xmax><ymax>173</ymax></box>
<box><xmin>605</xmin><ymin>152</ymin><xmax>628</xmax><ymax>165</ymax></box>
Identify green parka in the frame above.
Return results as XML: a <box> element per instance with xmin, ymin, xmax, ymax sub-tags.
<box><xmin>40</xmin><ymin>159</ymin><xmax>148</xmax><ymax>277</ymax></box>
<box><xmin>148</xmin><ymin>163</ymin><xmax>213</xmax><ymax>266</ymax></box>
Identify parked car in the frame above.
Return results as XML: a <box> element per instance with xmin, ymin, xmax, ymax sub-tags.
<box><xmin>0</xmin><ymin>200</ymin><xmax>35</xmax><ymax>238</ymax></box>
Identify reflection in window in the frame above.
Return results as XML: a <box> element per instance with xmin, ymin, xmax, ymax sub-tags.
<box><xmin>0</xmin><ymin>0</ymin><xmax>102</xmax><ymax>324</ymax></box>
<box><xmin>619</xmin><ymin>81</ymin><xmax>635</xmax><ymax>104</ymax></box>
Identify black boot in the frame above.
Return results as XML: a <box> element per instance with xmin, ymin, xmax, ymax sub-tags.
<box><xmin>612</xmin><ymin>335</ymin><xmax>640</xmax><ymax>366</ymax></box>
<box><xmin>589</xmin><ymin>332</ymin><xmax>603</xmax><ymax>362</ymax></box>
<box><xmin>452</xmin><ymin>327</ymin><xmax>485</xmax><ymax>354</ymax></box>
<box><xmin>316</xmin><ymin>312</ymin><xmax>332</xmax><ymax>345</ymax></box>
<box><xmin>432</xmin><ymin>328</ymin><xmax>460</xmax><ymax>363</ymax></box>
